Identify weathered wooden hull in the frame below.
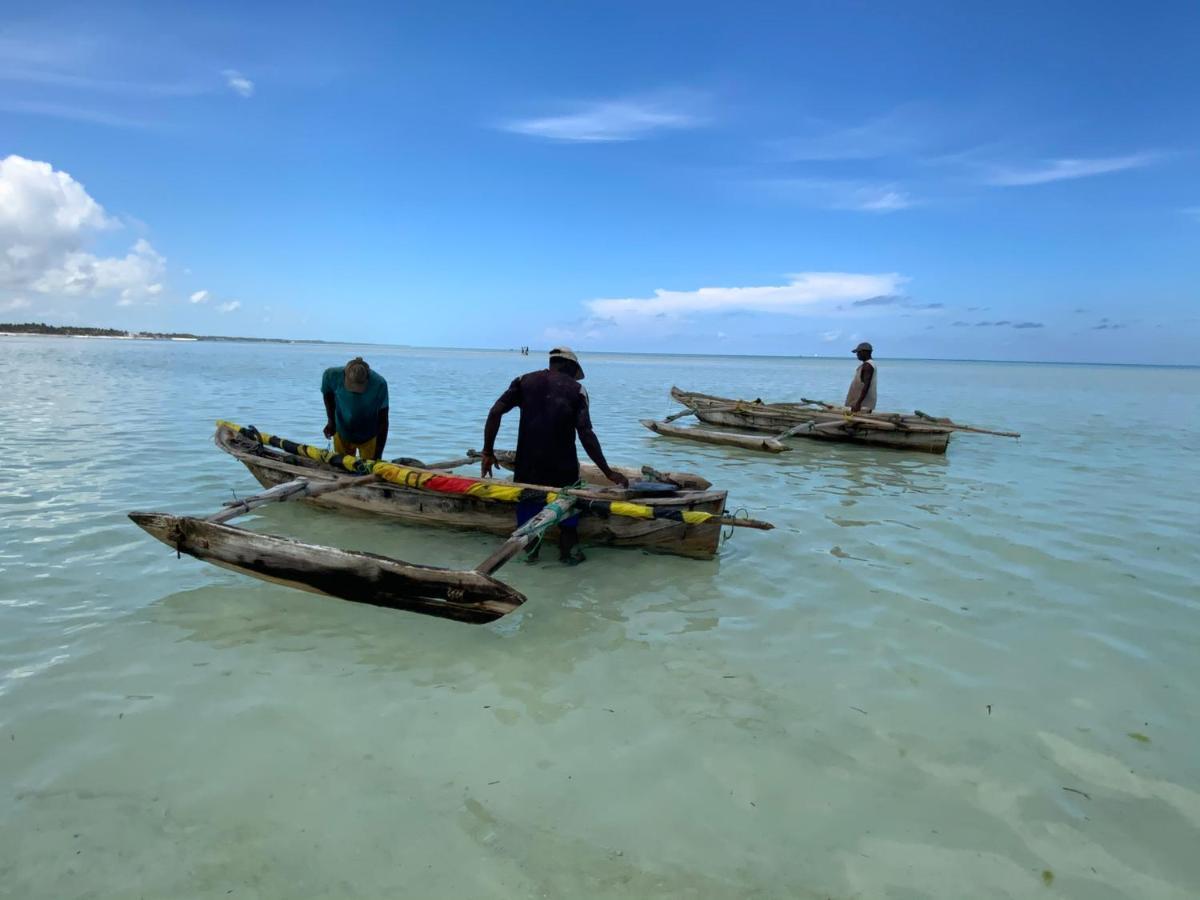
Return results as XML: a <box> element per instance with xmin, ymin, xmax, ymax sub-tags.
<box><xmin>129</xmin><ymin>512</ymin><xmax>524</xmax><ymax>624</ymax></box>
<box><xmin>216</xmin><ymin>427</ymin><xmax>726</xmax><ymax>558</ymax></box>
<box><xmin>672</xmin><ymin>389</ymin><xmax>951</xmax><ymax>454</ymax></box>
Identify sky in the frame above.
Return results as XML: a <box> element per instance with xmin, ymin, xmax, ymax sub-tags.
<box><xmin>1</xmin><ymin>1</ymin><xmax>1197</xmax><ymax>364</ymax></box>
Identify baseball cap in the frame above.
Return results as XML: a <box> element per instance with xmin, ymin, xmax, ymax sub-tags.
<box><xmin>344</xmin><ymin>357</ymin><xmax>370</xmax><ymax>393</ymax></box>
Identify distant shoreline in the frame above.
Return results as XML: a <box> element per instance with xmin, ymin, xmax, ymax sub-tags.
<box><xmin>0</xmin><ymin>322</ymin><xmax>338</xmax><ymax>345</ymax></box>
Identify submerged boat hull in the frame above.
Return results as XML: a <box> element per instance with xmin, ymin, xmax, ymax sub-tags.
<box><xmin>216</xmin><ymin>426</ymin><xmax>727</xmax><ymax>558</ymax></box>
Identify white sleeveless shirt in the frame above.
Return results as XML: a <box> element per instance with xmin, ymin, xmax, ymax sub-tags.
<box><xmin>845</xmin><ymin>361</ymin><xmax>877</xmax><ymax>411</ymax></box>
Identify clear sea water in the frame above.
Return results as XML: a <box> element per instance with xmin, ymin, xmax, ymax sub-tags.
<box><xmin>1</xmin><ymin>336</ymin><xmax>1198</xmax><ymax>899</ymax></box>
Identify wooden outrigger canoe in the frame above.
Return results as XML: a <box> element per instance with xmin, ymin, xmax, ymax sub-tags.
<box><xmin>646</xmin><ymin>387</ymin><xmax>1020</xmax><ymax>455</ymax></box>
<box><xmin>129</xmin><ymin>421</ymin><xmax>772</xmax><ymax>624</ymax></box>
<box><xmin>214</xmin><ymin>421</ymin><xmax>729</xmax><ymax>559</ymax></box>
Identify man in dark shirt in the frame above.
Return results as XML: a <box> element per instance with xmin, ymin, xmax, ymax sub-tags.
<box><xmin>482</xmin><ymin>347</ymin><xmax>628</xmax><ymax>564</ymax></box>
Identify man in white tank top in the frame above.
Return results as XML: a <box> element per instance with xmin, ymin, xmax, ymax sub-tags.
<box><xmin>845</xmin><ymin>341</ymin><xmax>877</xmax><ymax>412</ymax></box>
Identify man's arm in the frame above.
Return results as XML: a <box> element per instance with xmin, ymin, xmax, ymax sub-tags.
<box><xmin>323</xmin><ymin>391</ymin><xmax>337</xmax><ymax>438</ymax></box>
<box><xmin>482</xmin><ymin>379</ymin><xmax>521</xmax><ymax>477</ymax></box>
<box><xmin>375</xmin><ymin>408</ymin><xmax>389</xmax><ymax>459</ymax></box>
<box><xmin>576</xmin><ymin>396</ymin><xmax>628</xmax><ymax>487</ymax></box>
<box><xmin>850</xmin><ymin>364</ymin><xmax>873</xmax><ymax>413</ymax></box>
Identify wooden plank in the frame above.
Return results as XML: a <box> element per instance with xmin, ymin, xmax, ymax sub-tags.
<box><xmin>129</xmin><ymin>512</ymin><xmax>524</xmax><ymax>624</ymax></box>
<box><xmin>641</xmin><ymin>419</ymin><xmax>789</xmax><ymax>453</ymax></box>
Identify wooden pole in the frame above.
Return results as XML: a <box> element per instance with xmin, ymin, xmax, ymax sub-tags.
<box><xmin>207</xmin><ymin>473</ymin><xmax>379</xmax><ymax>524</ymax></box>
<box><xmin>663</xmin><ymin>407</ymin><xmax>698</xmax><ymax>423</ymax></box>
<box><xmin>475</xmin><ymin>496</ymin><xmax>578</xmax><ymax>575</ymax></box>
<box><xmin>641</xmin><ymin>419</ymin><xmax>789</xmax><ymax>453</ymax></box>
<box><xmin>914</xmin><ymin>411</ymin><xmax>1021</xmax><ymax>438</ymax></box>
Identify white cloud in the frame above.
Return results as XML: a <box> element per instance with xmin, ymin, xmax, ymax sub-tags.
<box><xmin>189</xmin><ymin>289</ymin><xmax>209</xmax><ymax>303</ymax></box>
<box><xmin>768</xmin><ymin>107</ymin><xmax>929</xmax><ymax>161</ymax></box>
<box><xmin>1</xmin><ymin>297</ymin><xmax>31</xmax><ymax>312</ymax></box>
<box><xmin>820</xmin><ymin>330</ymin><xmax>842</xmax><ymax>342</ymax></box>
<box><xmin>586</xmin><ymin>272</ymin><xmax>907</xmax><ymax>325</ymax></box>
<box><xmin>34</xmin><ymin>237</ymin><xmax>166</xmax><ymax>303</ymax></box>
<box><xmin>0</xmin><ymin>156</ymin><xmax>168</xmax><ymax>307</ymax></box>
<box><xmin>502</xmin><ymin>92</ymin><xmax>706</xmax><ymax>142</ymax></box>
<box><xmin>985</xmin><ymin>153</ymin><xmax>1159</xmax><ymax>186</ymax></box>
<box><xmin>217</xmin><ymin>300</ymin><xmax>241</xmax><ymax>313</ymax></box>
<box><xmin>223</xmin><ymin>69</ymin><xmax>254</xmax><ymax>98</ymax></box>
<box><xmin>760</xmin><ymin>179</ymin><xmax>916</xmax><ymax>213</ymax></box>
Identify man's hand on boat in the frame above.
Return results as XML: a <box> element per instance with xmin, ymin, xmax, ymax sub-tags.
<box><xmin>480</xmin><ymin>450</ymin><xmax>499</xmax><ymax>479</ymax></box>
<box><xmin>605</xmin><ymin>469</ymin><xmax>630</xmax><ymax>488</ymax></box>
<box><xmin>323</xmin><ymin>421</ymin><xmax>335</xmax><ymax>439</ymax></box>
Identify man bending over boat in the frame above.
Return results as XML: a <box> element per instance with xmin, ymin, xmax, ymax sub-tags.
<box><xmin>846</xmin><ymin>341</ymin><xmax>877</xmax><ymax>413</ymax></box>
<box><xmin>481</xmin><ymin>347</ymin><xmax>628</xmax><ymax>565</ymax></box>
<box><xmin>321</xmin><ymin>357</ymin><xmax>389</xmax><ymax>459</ymax></box>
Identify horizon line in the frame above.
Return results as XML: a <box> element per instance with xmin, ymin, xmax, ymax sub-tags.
<box><xmin>2</xmin><ymin>325</ymin><xmax>1196</xmax><ymax>369</ymax></box>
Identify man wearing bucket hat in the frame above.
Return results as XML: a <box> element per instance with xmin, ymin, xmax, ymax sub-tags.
<box><xmin>321</xmin><ymin>356</ymin><xmax>389</xmax><ymax>459</ymax></box>
<box><xmin>481</xmin><ymin>347</ymin><xmax>628</xmax><ymax>565</ymax></box>
<box><xmin>845</xmin><ymin>341</ymin><xmax>877</xmax><ymax>413</ymax></box>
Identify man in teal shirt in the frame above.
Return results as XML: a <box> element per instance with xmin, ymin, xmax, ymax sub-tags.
<box><xmin>321</xmin><ymin>357</ymin><xmax>389</xmax><ymax>459</ymax></box>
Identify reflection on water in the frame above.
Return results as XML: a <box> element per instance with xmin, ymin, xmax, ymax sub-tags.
<box><xmin>2</xmin><ymin>337</ymin><xmax>1199</xmax><ymax>898</ymax></box>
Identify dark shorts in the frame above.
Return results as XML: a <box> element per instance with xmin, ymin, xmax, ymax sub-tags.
<box><xmin>516</xmin><ymin>499</ymin><xmax>579</xmax><ymax>530</ymax></box>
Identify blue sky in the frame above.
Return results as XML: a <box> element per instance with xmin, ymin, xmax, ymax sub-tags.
<box><xmin>1</xmin><ymin>1</ymin><xmax>1197</xmax><ymax>364</ymax></box>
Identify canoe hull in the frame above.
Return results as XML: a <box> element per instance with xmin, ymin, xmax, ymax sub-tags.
<box><xmin>217</xmin><ymin>427</ymin><xmax>726</xmax><ymax>559</ymax></box>
<box><xmin>129</xmin><ymin>512</ymin><xmax>524</xmax><ymax>624</ymax></box>
<box><xmin>673</xmin><ymin>389</ymin><xmax>951</xmax><ymax>454</ymax></box>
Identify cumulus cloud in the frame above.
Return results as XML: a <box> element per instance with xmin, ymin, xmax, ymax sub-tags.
<box><xmin>189</xmin><ymin>289</ymin><xmax>209</xmax><ymax>303</ymax></box>
<box><xmin>586</xmin><ymin>272</ymin><xmax>907</xmax><ymax>324</ymax></box>
<box><xmin>501</xmin><ymin>91</ymin><xmax>707</xmax><ymax>142</ymax></box>
<box><xmin>1</xmin><ymin>155</ymin><xmax>166</xmax><ymax>307</ymax></box>
<box><xmin>223</xmin><ymin>70</ymin><xmax>254</xmax><ymax>98</ymax></box>
<box><xmin>217</xmin><ymin>300</ymin><xmax>241</xmax><ymax>313</ymax></box>
<box><xmin>1</xmin><ymin>296</ymin><xmax>31</xmax><ymax>312</ymax></box>
<box><xmin>32</xmin><ymin>236</ymin><xmax>165</xmax><ymax>303</ymax></box>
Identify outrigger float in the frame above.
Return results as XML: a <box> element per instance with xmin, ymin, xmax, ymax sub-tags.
<box><xmin>129</xmin><ymin>421</ymin><xmax>772</xmax><ymax>624</ymax></box>
<box><xmin>643</xmin><ymin>387</ymin><xmax>1021</xmax><ymax>455</ymax></box>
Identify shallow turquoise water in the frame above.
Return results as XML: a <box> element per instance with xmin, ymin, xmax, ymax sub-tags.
<box><xmin>1</xmin><ymin>336</ymin><xmax>1198</xmax><ymax>898</ymax></box>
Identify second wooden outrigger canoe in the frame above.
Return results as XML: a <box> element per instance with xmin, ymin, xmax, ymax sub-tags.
<box><xmin>666</xmin><ymin>387</ymin><xmax>953</xmax><ymax>454</ymax></box>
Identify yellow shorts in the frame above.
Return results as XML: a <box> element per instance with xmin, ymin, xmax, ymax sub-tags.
<box><xmin>333</xmin><ymin>434</ymin><xmax>378</xmax><ymax>460</ymax></box>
